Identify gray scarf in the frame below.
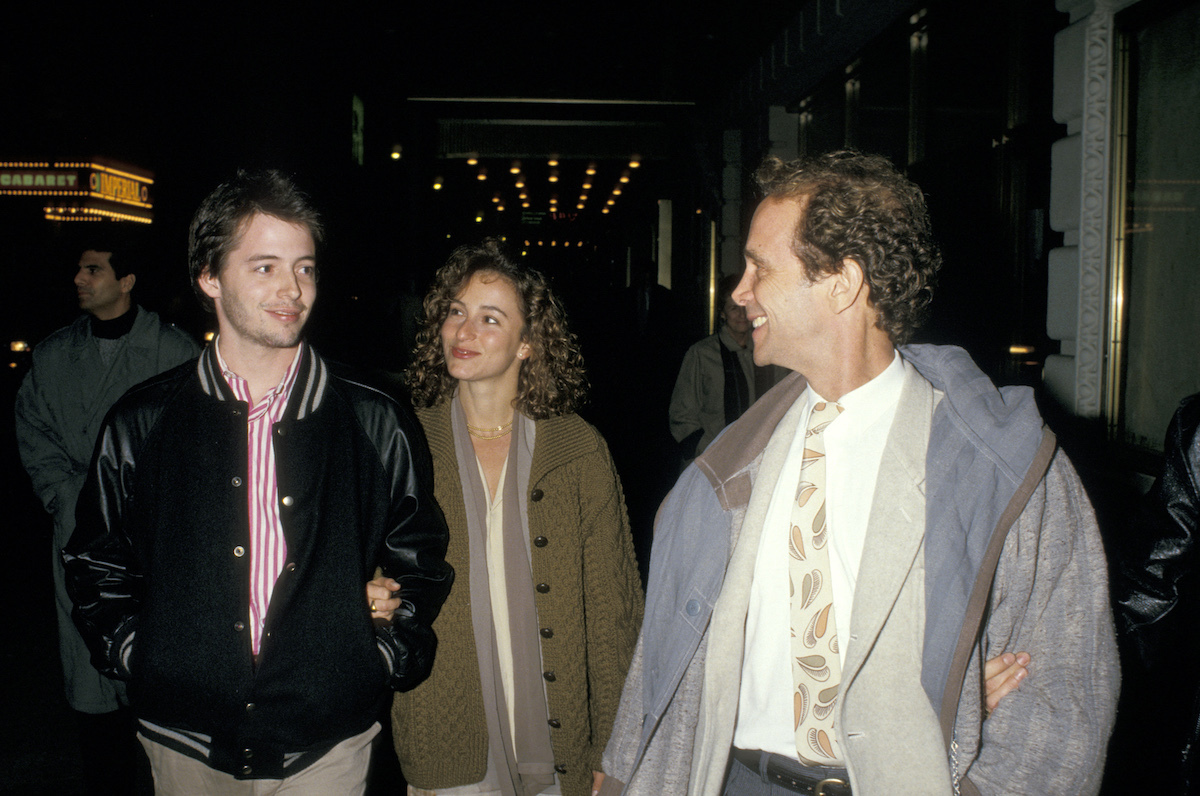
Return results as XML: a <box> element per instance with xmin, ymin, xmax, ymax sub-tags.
<box><xmin>451</xmin><ymin>396</ymin><xmax>556</xmax><ymax>796</ymax></box>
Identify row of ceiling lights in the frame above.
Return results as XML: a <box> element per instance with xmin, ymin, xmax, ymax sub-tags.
<box><xmin>434</xmin><ymin>156</ymin><xmax>641</xmax><ymax>216</ymax></box>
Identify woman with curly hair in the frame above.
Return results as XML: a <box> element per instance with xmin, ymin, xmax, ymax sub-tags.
<box><xmin>368</xmin><ymin>239</ymin><xmax>643</xmax><ymax>796</ymax></box>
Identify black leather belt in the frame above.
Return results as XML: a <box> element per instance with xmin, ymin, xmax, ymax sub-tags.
<box><xmin>732</xmin><ymin>748</ymin><xmax>852</xmax><ymax>796</ymax></box>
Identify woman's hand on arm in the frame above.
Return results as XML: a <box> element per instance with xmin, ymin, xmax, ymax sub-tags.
<box><xmin>366</xmin><ymin>576</ymin><xmax>402</xmax><ymax>621</ymax></box>
<box><xmin>984</xmin><ymin>651</ymin><xmax>1030</xmax><ymax>715</ymax></box>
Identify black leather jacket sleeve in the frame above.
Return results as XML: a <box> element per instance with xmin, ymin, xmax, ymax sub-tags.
<box><xmin>62</xmin><ymin>409</ymin><xmax>152</xmax><ymax>680</ymax></box>
<box><xmin>1115</xmin><ymin>393</ymin><xmax>1200</xmax><ymax>663</ymax></box>
<box><xmin>365</xmin><ymin>397</ymin><xmax>454</xmax><ymax>692</ymax></box>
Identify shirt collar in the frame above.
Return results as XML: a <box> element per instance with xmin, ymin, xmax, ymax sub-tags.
<box><xmin>213</xmin><ymin>335</ymin><xmax>305</xmax><ymax>408</ymax></box>
<box><xmin>803</xmin><ymin>348</ymin><xmax>905</xmax><ymax>428</ymax></box>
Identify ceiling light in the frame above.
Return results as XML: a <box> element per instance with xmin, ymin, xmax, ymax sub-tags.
<box><xmin>510</xmin><ymin>160</ymin><xmax>521</xmax><ymax>174</ymax></box>
<box><xmin>629</xmin><ymin>157</ymin><xmax>641</xmax><ymax>168</ymax></box>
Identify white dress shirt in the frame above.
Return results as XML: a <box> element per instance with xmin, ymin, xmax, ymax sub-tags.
<box><xmin>733</xmin><ymin>351</ymin><xmax>908</xmax><ymax>760</ymax></box>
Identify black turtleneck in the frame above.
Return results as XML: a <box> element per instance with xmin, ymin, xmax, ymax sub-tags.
<box><xmin>90</xmin><ymin>304</ymin><xmax>138</xmax><ymax>340</ymax></box>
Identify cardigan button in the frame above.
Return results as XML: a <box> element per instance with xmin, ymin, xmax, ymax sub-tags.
<box><xmin>234</xmin><ymin>621</ymin><xmax>245</xmax><ymax>632</ymax></box>
<box><xmin>233</xmin><ymin>546</ymin><xmax>245</xmax><ymax>558</ymax></box>
<box><xmin>536</xmin><ymin>583</ymin><xmax>550</xmax><ymax>593</ymax></box>
<box><xmin>530</xmin><ymin>488</ymin><xmax>544</xmax><ymax>501</ymax></box>
<box><xmin>554</xmin><ymin>764</ymin><xmax>567</xmax><ymax>774</ymax></box>
<box><xmin>543</xmin><ymin>671</ymin><xmax>556</xmax><ymax>682</ymax></box>
<box><xmin>540</xmin><ymin>627</ymin><xmax>554</xmax><ymax>639</ymax></box>
<box><xmin>281</xmin><ymin>495</ymin><xmax>294</xmax><ymax>507</ymax></box>
<box><xmin>548</xmin><ymin>718</ymin><xmax>561</xmax><ymax>729</ymax></box>
<box><xmin>533</xmin><ymin>536</ymin><xmax>548</xmax><ymax>548</ymax></box>
<box><xmin>231</xmin><ymin>476</ymin><xmax>243</xmax><ymax>487</ymax></box>
<box><xmin>286</xmin><ymin>562</ymin><xmax>297</xmax><ymax>572</ymax></box>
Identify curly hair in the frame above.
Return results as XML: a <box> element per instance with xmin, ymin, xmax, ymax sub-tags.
<box><xmin>755</xmin><ymin>151</ymin><xmax>941</xmax><ymax>345</ymax></box>
<box><xmin>405</xmin><ymin>239</ymin><xmax>588</xmax><ymax>419</ymax></box>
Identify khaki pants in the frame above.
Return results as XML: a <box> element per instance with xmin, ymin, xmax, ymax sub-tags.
<box><xmin>138</xmin><ymin>722</ymin><xmax>380</xmax><ymax>795</ymax></box>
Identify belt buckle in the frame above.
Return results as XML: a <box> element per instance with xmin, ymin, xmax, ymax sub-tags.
<box><xmin>814</xmin><ymin>778</ymin><xmax>847</xmax><ymax>796</ymax></box>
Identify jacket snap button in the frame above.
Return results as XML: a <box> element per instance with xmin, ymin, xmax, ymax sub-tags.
<box><xmin>233</xmin><ymin>546</ymin><xmax>245</xmax><ymax>558</ymax></box>
<box><xmin>533</xmin><ymin>536</ymin><xmax>548</xmax><ymax>548</ymax></box>
<box><xmin>276</xmin><ymin>427</ymin><xmax>285</xmax><ymax>436</ymax></box>
<box><xmin>241</xmin><ymin>765</ymin><xmax>252</xmax><ymax>776</ymax></box>
<box><xmin>536</xmin><ymin>583</ymin><xmax>550</xmax><ymax>593</ymax></box>
<box><xmin>548</xmin><ymin>718</ymin><xmax>561</xmax><ymax>728</ymax></box>
<box><xmin>286</xmin><ymin>562</ymin><xmax>297</xmax><ymax>572</ymax></box>
<box><xmin>543</xmin><ymin>671</ymin><xmax>556</xmax><ymax>682</ymax></box>
<box><xmin>231</xmin><ymin>476</ymin><xmax>243</xmax><ymax>487</ymax></box>
<box><xmin>685</xmin><ymin>599</ymin><xmax>701</xmax><ymax>616</ymax></box>
<box><xmin>242</xmin><ymin>748</ymin><xmax>253</xmax><ymax>759</ymax></box>
<box><xmin>234</xmin><ymin>621</ymin><xmax>245</xmax><ymax>631</ymax></box>
<box><xmin>281</xmin><ymin>495</ymin><xmax>294</xmax><ymax>507</ymax></box>
<box><xmin>554</xmin><ymin>764</ymin><xmax>567</xmax><ymax>774</ymax></box>
<box><xmin>530</xmin><ymin>489</ymin><xmax>544</xmax><ymax>501</ymax></box>
<box><xmin>540</xmin><ymin>628</ymin><xmax>553</xmax><ymax>638</ymax></box>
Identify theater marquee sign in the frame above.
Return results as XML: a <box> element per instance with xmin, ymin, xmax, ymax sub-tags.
<box><xmin>0</xmin><ymin>159</ymin><xmax>154</xmax><ymax>223</ymax></box>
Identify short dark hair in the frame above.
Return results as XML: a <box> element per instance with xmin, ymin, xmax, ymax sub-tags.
<box><xmin>717</xmin><ymin>272</ymin><xmax>741</xmax><ymax>313</ymax></box>
<box><xmin>76</xmin><ymin>227</ymin><xmax>142</xmax><ymax>280</ymax></box>
<box><xmin>755</xmin><ymin>151</ymin><xmax>941</xmax><ymax>345</ymax></box>
<box><xmin>405</xmin><ymin>238</ymin><xmax>588</xmax><ymax>419</ymax></box>
<box><xmin>187</xmin><ymin>170</ymin><xmax>324</xmax><ymax>313</ymax></box>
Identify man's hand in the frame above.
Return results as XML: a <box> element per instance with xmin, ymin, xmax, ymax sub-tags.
<box><xmin>366</xmin><ymin>576</ymin><xmax>402</xmax><ymax>622</ymax></box>
<box><xmin>592</xmin><ymin>770</ymin><xmax>605</xmax><ymax>796</ymax></box>
<box><xmin>984</xmin><ymin>651</ymin><xmax>1030</xmax><ymax>715</ymax></box>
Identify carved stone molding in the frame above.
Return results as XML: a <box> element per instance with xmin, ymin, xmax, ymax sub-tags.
<box><xmin>1073</xmin><ymin>5</ymin><xmax>1117</xmax><ymax>418</ymax></box>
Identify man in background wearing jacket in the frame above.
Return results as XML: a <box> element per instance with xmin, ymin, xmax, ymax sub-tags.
<box><xmin>64</xmin><ymin>170</ymin><xmax>453</xmax><ymax>793</ymax></box>
<box><xmin>602</xmin><ymin>152</ymin><xmax>1118</xmax><ymax>796</ymax></box>
<box><xmin>15</xmin><ymin>233</ymin><xmax>199</xmax><ymax>793</ymax></box>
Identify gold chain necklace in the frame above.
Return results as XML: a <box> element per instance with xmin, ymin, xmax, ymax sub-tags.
<box><xmin>466</xmin><ymin>420</ymin><xmax>513</xmax><ymax>440</ymax></box>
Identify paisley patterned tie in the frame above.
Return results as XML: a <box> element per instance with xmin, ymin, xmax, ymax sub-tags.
<box><xmin>789</xmin><ymin>400</ymin><xmax>844</xmax><ymax>765</ymax></box>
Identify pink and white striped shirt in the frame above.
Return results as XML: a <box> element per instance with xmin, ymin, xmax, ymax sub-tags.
<box><xmin>215</xmin><ymin>340</ymin><xmax>304</xmax><ymax>656</ymax></box>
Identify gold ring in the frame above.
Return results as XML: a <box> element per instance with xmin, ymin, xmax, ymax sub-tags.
<box><xmin>370</xmin><ymin>599</ymin><xmax>377</xmax><ymax>612</ymax></box>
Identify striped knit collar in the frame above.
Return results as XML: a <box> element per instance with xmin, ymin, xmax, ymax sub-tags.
<box><xmin>195</xmin><ymin>341</ymin><xmax>329</xmax><ymax>421</ymax></box>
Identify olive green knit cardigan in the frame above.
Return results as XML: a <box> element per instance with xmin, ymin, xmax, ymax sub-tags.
<box><xmin>392</xmin><ymin>402</ymin><xmax>644</xmax><ymax>796</ymax></box>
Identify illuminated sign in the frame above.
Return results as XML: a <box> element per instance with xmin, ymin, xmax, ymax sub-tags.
<box><xmin>1</xmin><ymin>159</ymin><xmax>154</xmax><ymax>223</ymax></box>
<box><xmin>0</xmin><ymin>170</ymin><xmax>80</xmax><ymax>189</ymax></box>
<box><xmin>90</xmin><ymin>171</ymin><xmax>150</xmax><ymax>205</ymax></box>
